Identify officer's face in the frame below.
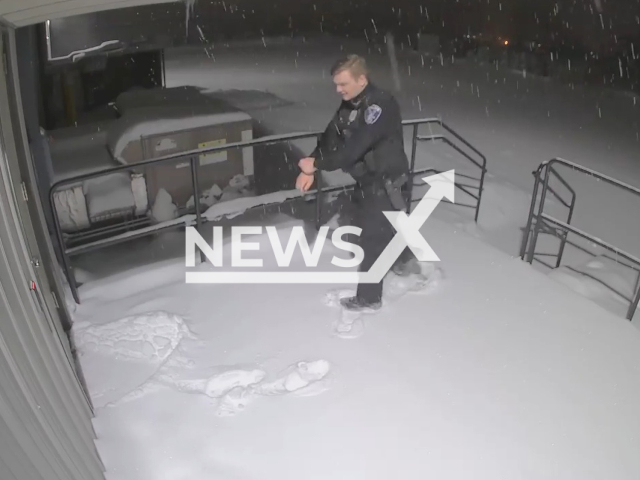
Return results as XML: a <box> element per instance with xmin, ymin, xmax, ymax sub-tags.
<box><xmin>333</xmin><ymin>70</ymin><xmax>367</xmax><ymax>101</ymax></box>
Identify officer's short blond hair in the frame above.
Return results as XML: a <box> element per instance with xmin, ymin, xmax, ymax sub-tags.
<box><xmin>330</xmin><ymin>54</ymin><xmax>368</xmax><ymax>79</ymax></box>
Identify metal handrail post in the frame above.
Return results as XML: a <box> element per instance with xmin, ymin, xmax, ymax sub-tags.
<box><xmin>190</xmin><ymin>156</ymin><xmax>204</xmax><ymax>263</ymax></box>
<box><xmin>629</xmin><ymin>280</ymin><xmax>640</xmax><ymax>321</ymax></box>
<box><xmin>406</xmin><ymin>123</ymin><xmax>419</xmax><ymax>213</ymax></box>
<box><xmin>315</xmin><ymin>170</ymin><xmax>323</xmax><ymax>230</ymax></box>
<box><xmin>555</xmin><ymin>168</ymin><xmax>578</xmax><ymax>268</ymax></box>
<box><xmin>314</xmin><ymin>132</ymin><xmax>323</xmax><ymax>230</ymax></box>
<box><xmin>526</xmin><ymin>165</ymin><xmax>552</xmax><ymax>264</ymax></box>
<box><xmin>520</xmin><ymin>166</ymin><xmax>544</xmax><ymax>260</ymax></box>
<box><xmin>475</xmin><ymin>151</ymin><xmax>486</xmax><ymax>222</ymax></box>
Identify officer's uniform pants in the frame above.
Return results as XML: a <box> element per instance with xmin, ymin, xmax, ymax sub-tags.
<box><xmin>351</xmin><ymin>183</ymin><xmax>415</xmax><ymax>304</ymax></box>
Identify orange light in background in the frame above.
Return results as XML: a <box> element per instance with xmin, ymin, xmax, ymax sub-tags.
<box><xmin>504</xmin><ymin>40</ymin><xmax>509</xmax><ymax>45</ymax></box>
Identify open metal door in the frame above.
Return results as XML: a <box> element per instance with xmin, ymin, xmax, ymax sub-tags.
<box><xmin>0</xmin><ymin>27</ymin><xmax>106</xmax><ymax>480</ymax></box>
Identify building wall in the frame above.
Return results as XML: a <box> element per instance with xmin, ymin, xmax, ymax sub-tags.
<box><xmin>0</xmin><ymin>126</ymin><xmax>106</xmax><ymax>480</ymax></box>
<box><xmin>0</xmin><ymin>27</ymin><xmax>106</xmax><ymax>480</ymax></box>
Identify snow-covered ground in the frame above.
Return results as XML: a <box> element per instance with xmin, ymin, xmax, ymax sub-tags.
<box><xmin>76</xmin><ymin>216</ymin><xmax>640</xmax><ymax>480</ymax></box>
<box><xmin>64</xmin><ymin>35</ymin><xmax>640</xmax><ymax>480</ymax></box>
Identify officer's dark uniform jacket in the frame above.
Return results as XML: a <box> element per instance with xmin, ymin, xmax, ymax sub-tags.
<box><xmin>311</xmin><ymin>82</ymin><xmax>408</xmax><ymax>190</ymax></box>
<box><xmin>311</xmin><ymin>82</ymin><xmax>415</xmax><ymax>305</ymax></box>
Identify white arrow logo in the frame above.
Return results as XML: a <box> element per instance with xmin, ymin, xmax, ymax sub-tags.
<box><xmin>359</xmin><ymin>169</ymin><xmax>454</xmax><ymax>283</ymax></box>
<box><xmin>185</xmin><ymin>170</ymin><xmax>455</xmax><ymax>284</ymax></box>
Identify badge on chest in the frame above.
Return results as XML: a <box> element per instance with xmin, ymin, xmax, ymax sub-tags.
<box><xmin>348</xmin><ymin>109</ymin><xmax>358</xmax><ymax>123</ymax></box>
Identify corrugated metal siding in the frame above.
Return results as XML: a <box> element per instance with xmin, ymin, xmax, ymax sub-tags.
<box><xmin>0</xmin><ymin>0</ymin><xmax>178</xmax><ymax>27</ymax></box>
<box><xmin>0</xmin><ymin>39</ymin><xmax>106</xmax><ymax>480</ymax></box>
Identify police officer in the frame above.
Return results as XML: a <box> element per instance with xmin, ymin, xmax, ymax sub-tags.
<box><xmin>296</xmin><ymin>54</ymin><xmax>420</xmax><ymax>312</ymax></box>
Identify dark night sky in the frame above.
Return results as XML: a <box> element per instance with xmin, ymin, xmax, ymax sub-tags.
<box><xmin>48</xmin><ymin>0</ymin><xmax>640</xmax><ymax>58</ymax></box>
<box><xmin>187</xmin><ymin>0</ymin><xmax>639</xmax><ymax>50</ymax></box>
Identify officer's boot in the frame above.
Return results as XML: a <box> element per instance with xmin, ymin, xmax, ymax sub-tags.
<box><xmin>339</xmin><ymin>295</ymin><xmax>382</xmax><ymax>312</ymax></box>
<box><xmin>391</xmin><ymin>249</ymin><xmax>422</xmax><ymax>277</ymax></box>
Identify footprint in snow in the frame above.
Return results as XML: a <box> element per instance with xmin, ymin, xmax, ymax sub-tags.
<box><xmin>325</xmin><ymin>262</ymin><xmax>444</xmax><ymax>339</ymax></box>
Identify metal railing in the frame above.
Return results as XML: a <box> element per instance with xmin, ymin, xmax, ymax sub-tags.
<box><xmin>412</xmin><ymin>120</ymin><xmax>487</xmax><ymax>221</ymax></box>
<box><xmin>49</xmin><ymin>118</ymin><xmax>487</xmax><ymax>304</ymax></box>
<box><xmin>520</xmin><ymin>164</ymin><xmax>577</xmax><ymax>269</ymax></box>
<box><xmin>520</xmin><ymin>157</ymin><xmax>640</xmax><ymax>320</ymax></box>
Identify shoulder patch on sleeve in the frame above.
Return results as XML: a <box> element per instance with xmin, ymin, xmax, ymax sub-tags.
<box><xmin>364</xmin><ymin>104</ymin><xmax>382</xmax><ymax>124</ymax></box>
